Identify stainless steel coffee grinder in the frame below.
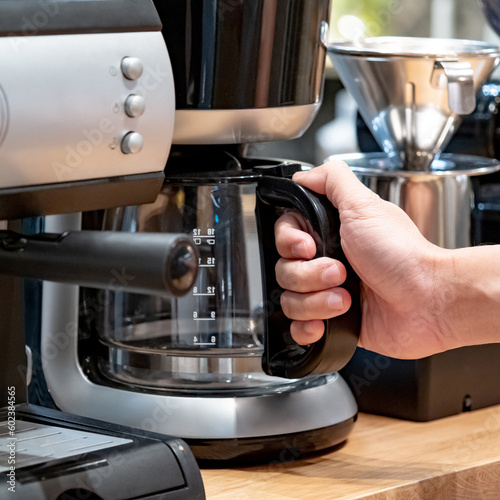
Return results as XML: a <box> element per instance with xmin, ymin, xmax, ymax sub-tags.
<box><xmin>326</xmin><ymin>36</ymin><xmax>500</xmax><ymax>421</ymax></box>
<box><xmin>39</xmin><ymin>0</ymin><xmax>362</xmax><ymax>463</ymax></box>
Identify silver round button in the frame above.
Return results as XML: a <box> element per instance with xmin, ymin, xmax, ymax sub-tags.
<box><xmin>121</xmin><ymin>57</ymin><xmax>144</xmax><ymax>80</ymax></box>
<box><xmin>121</xmin><ymin>132</ymin><xmax>144</xmax><ymax>154</ymax></box>
<box><xmin>124</xmin><ymin>94</ymin><xmax>146</xmax><ymax>118</ymax></box>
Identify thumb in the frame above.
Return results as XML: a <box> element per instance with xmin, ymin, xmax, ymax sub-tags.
<box><xmin>292</xmin><ymin>160</ymin><xmax>376</xmax><ymax>210</ymax></box>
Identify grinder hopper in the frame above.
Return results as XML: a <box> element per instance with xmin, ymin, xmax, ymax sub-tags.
<box><xmin>327</xmin><ymin>37</ymin><xmax>500</xmax><ymax>170</ymax></box>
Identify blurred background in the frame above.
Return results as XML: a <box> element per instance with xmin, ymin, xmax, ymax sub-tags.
<box><xmin>247</xmin><ymin>0</ymin><xmax>500</xmax><ymax>165</ymax></box>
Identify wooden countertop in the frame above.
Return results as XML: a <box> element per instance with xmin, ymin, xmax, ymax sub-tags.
<box><xmin>200</xmin><ymin>406</ymin><xmax>500</xmax><ymax>499</ymax></box>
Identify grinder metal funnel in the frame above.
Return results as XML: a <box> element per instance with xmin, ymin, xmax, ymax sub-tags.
<box><xmin>327</xmin><ymin>37</ymin><xmax>500</xmax><ymax>170</ymax></box>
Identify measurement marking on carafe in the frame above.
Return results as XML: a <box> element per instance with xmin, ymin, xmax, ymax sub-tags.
<box><xmin>194</xmin><ymin>239</ymin><xmax>215</xmax><ymax>245</ymax></box>
<box><xmin>198</xmin><ymin>264</ymin><xmax>215</xmax><ymax>268</ymax></box>
<box><xmin>193</xmin><ymin>334</ymin><xmax>216</xmax><ymax>346</ymax></box>
<box><xmin>193</xmin><ymin>286</ymin><xmax>215</xmax><ymax>296</ymax></box>
<box><xmin>193</xmin><ymin>311</ymin><xmax>215</xmax><ymax>321</ymax></box>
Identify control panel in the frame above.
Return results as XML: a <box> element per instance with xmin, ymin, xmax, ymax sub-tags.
<box><xmin>0</xmin><ymin>31</ymin><xmax>175</xmax><ymax>190</ymax></box>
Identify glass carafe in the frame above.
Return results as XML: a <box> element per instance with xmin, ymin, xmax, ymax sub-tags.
<box><xmin>89</xmin><ymin>156</ymin><xmax>361</xmax><ymax>396</ymax></box>
<box><xmin>98</xmin><ymin>171</ymin><xmax>274</xmax><ymax>393</ymax></box>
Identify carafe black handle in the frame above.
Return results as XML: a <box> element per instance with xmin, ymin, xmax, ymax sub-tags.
<box><xmin>255</xmin><ymin>164</ymin><xmax>361</xmax><ymax>379</ymax></box>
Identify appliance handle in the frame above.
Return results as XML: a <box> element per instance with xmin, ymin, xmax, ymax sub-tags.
<box><xmin>432</xmin><ymin>60</ymin><xmax>475</xmax><ymax>114</ymax></box>
<box><xmin>0</xmin><ymin>230</ymin><xmax>198</xmax><ymax>297</ymax></box>
<box><xmin>255</xmin><ymin>168</ymin><xmax>361</xmax><ymax>379</ymax></box>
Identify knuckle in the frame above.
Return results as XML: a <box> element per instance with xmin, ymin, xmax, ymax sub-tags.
<box><xmin>280</xmin><ymin>292</ymin><xmax>294</xmax><ymax>318</ymax></box>
<box><xmin>282</xmin><ymin>268</ymin><xmax>300</xmax><ymax>290</ymax></box>
<box><xmin>275</xmin><ymin>261</ymin><xmax>300</xmax><ymax>290</ymax></box>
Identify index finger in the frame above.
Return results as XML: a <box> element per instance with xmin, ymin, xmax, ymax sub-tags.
<box><xmin>275</xmin><ymin>212</ymin><xmax>317</xmax><ymax>260</ymax></box>
<box><xmin>292</xmin><ymin>160</ymin><xmax>375</xmax><ymax>210</ymax></box>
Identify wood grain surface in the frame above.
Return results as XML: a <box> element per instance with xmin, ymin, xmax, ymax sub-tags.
<box><xmin>201</xmin><ymin>406</ymin><xmax>500</xmax><ymax>499</ymax></box>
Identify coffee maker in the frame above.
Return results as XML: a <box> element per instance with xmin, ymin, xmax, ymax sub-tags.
<box><xmin>36</xmin><ymin>0</ymin><xmax>362</xmax><ymax>463</ymax></box>
<box><xmin>0</xmin><ymin>1</ymin><xmax>206</xmax><ymax>498</ymax></box>
<box><xmin>325</xmin><ymin>36</ymin><xmax>500</xmax><ymax>421</ymax></box>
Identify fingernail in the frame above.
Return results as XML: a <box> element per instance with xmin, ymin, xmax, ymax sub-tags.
<box><xmin>323</xmin><ymin>265</ymin><xmax>341</xmax><ymax>285</ymax></box>
<box><xmin>292</xmin><ymin>241</ymin><xmax>308</xmax><ymax>258</ymax></box>
<box><xmin>292</xmin><ymin>171</ymin><xmax>307</xmax><ymax>180</ymax></box>
<box><xmin>328</xmin><ymin>291</ymin><xmax>344</xmax><ymax>311</ymax></box>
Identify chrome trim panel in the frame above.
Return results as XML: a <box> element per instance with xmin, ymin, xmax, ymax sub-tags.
<box><xmin>172</xmin><ymin>104</ymin><xmax>321</xmax><ymax>145</ymax></box>
<box><xmin>0</xmin><ymin>32</ymin><xmax>174</xmax><ymax>189</ymax></box>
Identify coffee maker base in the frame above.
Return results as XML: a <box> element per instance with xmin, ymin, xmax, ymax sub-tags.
<box><xmin>41</xmin><ymin>274</ymin><xmax>360</xmax><ymax>463</ymax></box>
<box><xmin>187</xmin><ymin>417</ymin><xmax>356</xmax><ymax>464</ymax></box>
<box><xmin>43</xmin><ymin>368</ymin><xmax>358</xmax><ymax>464</ymax></box>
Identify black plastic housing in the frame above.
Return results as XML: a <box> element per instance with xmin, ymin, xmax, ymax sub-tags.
<box><xmin>340</xmin><ymin>345</ymin><xmax>500</xmax><ymax>421</ymax></box>
<box><xmin>155</xmin><ymin>0</ymin><xmax>331</xmax><ymax>110</ymax></box>
<box><xmin>0</xmin><ymin>404</ymin><xmax>205</xmax><ymax>499</ymax></box>
<box><xmin>0</xmin><ymin>0</ymin><xmax>162</xmax><ymax>36</ymax></box>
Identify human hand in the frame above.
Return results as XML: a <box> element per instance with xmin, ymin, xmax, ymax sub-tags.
<box><xmin>275</xmin><ymin>160</ymin><xmax>463</xmax><ymax>359</ymax></box>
